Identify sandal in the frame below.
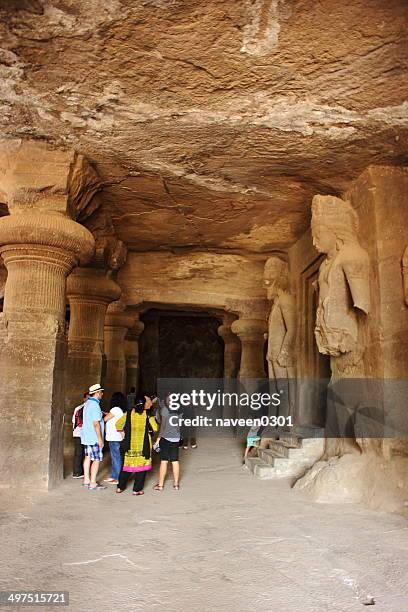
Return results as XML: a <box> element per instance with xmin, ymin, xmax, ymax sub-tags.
<box><xmin>89</xmin><ymin>483</ymin><xmax>106</xmax><ymax>491</ymax></box>
<box><xmin>173</xmin><ymin>484</ymin><xmax>180</xmax><ymax>490</ymax></box>
<box><xmin>116</xmin><ymin>488</ymin><xmax>125</xmax><ymax>494</ymax></box>
<box><xmin>132</xmin><ymin>491</ymin><xmax>144</xmax><ymax>496</ymax></box>
<box><xmin>153</xmin><ymin>484</ymin><xmax>163</xmax><ymax>491</ymax></box>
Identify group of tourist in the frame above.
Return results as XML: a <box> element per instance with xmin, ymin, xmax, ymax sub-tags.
<box><xmin>71</xmin><ymin>384</ymin><xmax>196</xmax><ymax>494</ymax></box>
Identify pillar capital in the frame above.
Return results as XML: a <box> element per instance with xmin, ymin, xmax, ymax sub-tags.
<box><xmin>67</xmin><ymin>267</ymin><xmax>121</xmax><ymax>305</ymax></box>
<box><xmin>0</xmin><ymin>213</ymin><xmax>94</xmax><ymax>331</ymax></box>
<box><xmin>231</xmin><ymin>318</ymin><xmax>267</xmax><ymax>339</ymax></box>
<box><xmin>217</xmin><ymin>312</ymin><xmax>237</xmax><ymax>342</ymax></box>
<box><xmin>0</xmin><ymin>212</ymin><xmax>94</xmax><ymax>264</ymax></box>
<box><xmin>126</xmin><ymin>316</ymin><xmax>145</xmax><ymax>342</ymax></box>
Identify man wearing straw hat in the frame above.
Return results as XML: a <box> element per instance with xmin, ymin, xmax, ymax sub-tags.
<box><xmin>81</xmin><ymin>384</ymin><xmax>106</xmax><ymax>491</ymax></box>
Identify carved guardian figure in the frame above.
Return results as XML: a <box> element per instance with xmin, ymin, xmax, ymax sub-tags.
<box><xmin>263</xmin><ymin>257</ymin><xmax>296</xmax><ymax>419</ymax></box>
<box><xmin>311</xmin><ymin>195</ymin><xmax>370</xmax><ymax>377</ymax></box>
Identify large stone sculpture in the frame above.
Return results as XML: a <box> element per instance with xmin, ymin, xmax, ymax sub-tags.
<box><xmin>311</xmin><ymin>195</ymin><xmax>371</xmax><ymax>442</ymax></box>
<box><xmin>311</xmin><ymin>195</ymin><xmax>370</xmax><ymax>377</ymax></box>
<box><xmin>263</xmin><ymin>257</ymin><xmax>296</xmax><ymax>420</ymax></box>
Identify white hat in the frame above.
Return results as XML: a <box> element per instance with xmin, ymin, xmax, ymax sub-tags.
<box><xmin>88</xmin><ymin>383</ymin><xmax>104</xmax><ymax>394</ymax></box>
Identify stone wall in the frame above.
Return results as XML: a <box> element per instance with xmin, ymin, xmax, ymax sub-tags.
<box><xmin>119</xmin><ymin>251</ymin><xmax>266</xmax><ymax>310</ymax></box>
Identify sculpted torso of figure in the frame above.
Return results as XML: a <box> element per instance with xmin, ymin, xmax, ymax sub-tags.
<box><xmin>315</xmin><ymin>243</ymin><xmax>370</xmax><ymax>357</ymax></box>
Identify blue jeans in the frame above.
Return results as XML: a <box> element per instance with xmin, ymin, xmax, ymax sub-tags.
<box><xmin>109</xmin><ymin>441</ymin><xmax>122</xmax><ymax>480</ymax></box>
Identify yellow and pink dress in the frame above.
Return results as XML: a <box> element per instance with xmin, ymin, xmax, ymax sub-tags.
<box><xmin>116</xmin><ymin>410</ymin><xmax>158</xmax><ymax>473</ymax></box>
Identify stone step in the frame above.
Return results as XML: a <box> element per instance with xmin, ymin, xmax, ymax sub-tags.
<box><xmin>245</xmin><ymin>457</ymin><xmax>277</xmax><ymax>479</ymax></box>
<box><xmin>263</xmin><ymin>442</ymin><xmax>305</xmax><ymax>459</ymax></box>
<box><xmin>299</xmin><ymin>437</ymin><xmax>325</xmax><ymax>450</ymax></box>
<box><xmin>257</xmin><ymin>449</ymin><xmax>276</xmax><ymax>465</ymax></box>
<box><xmin>260</xmin><ymin>437</ymin><xmax>300</xmax><ymax>450</ymax></box>
<box><xmin>277</xmin><ymin>433</ymin><xmax>302</xmax><ymax>447</ymax></box>
<box><xmin>249</xmin><ymin>437</ymin><xmax>325</xmax><ymax>481</ymax></box>
<box><xmin>272</xmin><ymin>457</ymin><xmax>311</xmax><ymax>475</ymax></box>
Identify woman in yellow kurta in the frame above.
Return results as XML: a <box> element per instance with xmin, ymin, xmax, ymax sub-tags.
<box><xmin>115</xmin><ymin>395</ymin><xmax>158</xmax><ymax>495</ymax></box>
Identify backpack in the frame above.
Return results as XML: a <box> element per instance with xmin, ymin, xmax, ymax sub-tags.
<box><xmin>74</xmin><ymin>404</ymin><xmax>84</xmax><ymax>429</ymax></box>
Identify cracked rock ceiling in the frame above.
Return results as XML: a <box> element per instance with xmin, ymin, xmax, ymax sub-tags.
<box><xmin>1</xmin><ymin>0</ymin><xmax>407</xmax><ymax>254</ymax></box>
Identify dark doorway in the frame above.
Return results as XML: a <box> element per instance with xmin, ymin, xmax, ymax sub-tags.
<box><xmin>139</xmin><ymin>309</ymin><xmax>224</xmax><ymax>394</ymax></box>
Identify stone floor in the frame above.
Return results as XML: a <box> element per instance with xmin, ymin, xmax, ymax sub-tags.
<box><xmin>0</xmin><ymin>437</ymin><xmax>407</xmax><ymax>612</ymax></box>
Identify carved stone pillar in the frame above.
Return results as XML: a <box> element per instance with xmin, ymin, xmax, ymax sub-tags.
<box><xmin>0</xmin><ymin>215</ymin><xmax>94</xmax><ymax>488</ymax></box>
<box><xmin>104</xmin><ymin>300</ymin><xmax>135</xmax><ymax>402</ymax></box>
<box><xmin>231</xmin><ymin>318</ymin><xmax>267</xmax><ymax>378</ymax></box>
<box><xmin>0</xmin><ymin>140</ymin><xmax>100</xmax><ymax>489</ymax></box>
<box><xmin>65</xmin><ymin>268</ymin><xmax>121</xmax><ymax>443</ymax></box>
<box><xmin>124</xmin><ymin>314</ymin><xmax>145</xmax><ymax>393</ymax></box>
<box><xmin>227</xmin><ymin>299</ymin><xmax>268</xmax><ymax>379</ymax></box>
<box><xmin>218</xmin><ymin>313</ymin><xmax>240</xmax><ymax>378</ymax></box>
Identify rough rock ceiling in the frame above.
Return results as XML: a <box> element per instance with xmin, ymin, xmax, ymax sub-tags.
<box><xmin>1</xmin><ymin>0</ymin><xmax>407</xmax><ymax>254</ymax></box>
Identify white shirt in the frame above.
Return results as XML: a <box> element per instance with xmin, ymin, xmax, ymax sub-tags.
<box><xmin>72</xmin><ymin>403</ymin><xmax>84</xmax><ymax>438</ymax></box>
<box><xmin>105</xmin><ymin>406</ymin><xmax>124</xmax><ymax>442</ymax></box>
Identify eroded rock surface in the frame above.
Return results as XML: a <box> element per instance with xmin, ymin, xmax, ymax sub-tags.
<box><xmin>1</xmin><ymin>0</ymin><xmax>407</xmax><ymax>252</ymax></box>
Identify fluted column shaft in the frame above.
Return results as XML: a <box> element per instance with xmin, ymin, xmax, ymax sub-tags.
<box><xmin>0</xmin><ymin>213</ymin><xmax>94</xmax><ymax>490</ymax></box>
<box><xmin>65</xmin><ymin>268</ymin><xmax>121</xmax><ymax>446</ymax></box>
